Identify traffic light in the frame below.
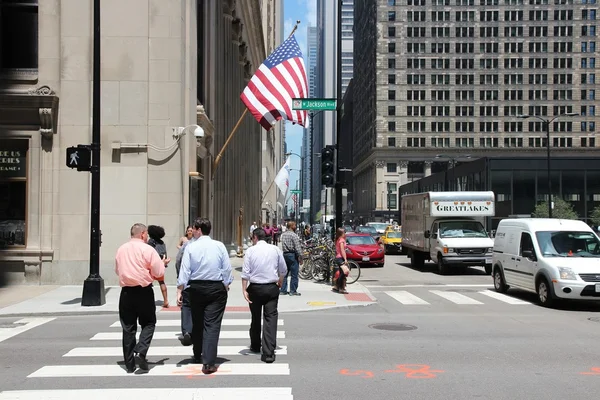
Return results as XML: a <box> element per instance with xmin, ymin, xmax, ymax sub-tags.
<box><xmin>320</xmin><ymin>145</ymin><xmax>335</xmax><ymax>187</ymax></box>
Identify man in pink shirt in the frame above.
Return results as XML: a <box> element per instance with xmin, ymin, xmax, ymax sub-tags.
<box><xmin>115</xmin><ymin>223</ymin><xmax>166</xmax><ymax>373</ymax></box>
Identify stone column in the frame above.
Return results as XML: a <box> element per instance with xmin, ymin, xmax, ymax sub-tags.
<box><xmin>399</xmin><ymin>160</ymin><xmax>409</xmax><ymax>186</ymax></box>
<box><xmin>375</xmin><ymin>161</ymin><xmax>385</xmax><ymax>211</ymax></box>
<box><xmin>425</xmin><ymin>160</ymin><xmax>432</xmax><ymax>177</ymax></box>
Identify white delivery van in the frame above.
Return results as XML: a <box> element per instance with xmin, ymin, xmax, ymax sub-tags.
<box><xmin>492</xmin><ymin>218</ymin><xmax>600</xmax><ymax>307</ymax></box>
<box><xmin>401</xmin><ymin>191</ymin><xmax>495</xmax><ymax>274</ymax></box>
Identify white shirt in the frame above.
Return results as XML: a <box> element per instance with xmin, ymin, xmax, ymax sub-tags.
<box><xmin>178</xmin><ymin>236</ymin><xmax>233</xmax><ymax>287</ymax></box>
<box><xmin>241</xmin><ymin>240</ymin><xmax>287</xmax><ymax>284</ymax></box>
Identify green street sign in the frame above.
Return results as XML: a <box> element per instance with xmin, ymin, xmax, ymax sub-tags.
<box><xmin>292</xmin><ymin>98</ymin><xmax>337</xmax><ymax>110</ymax></box>
<box><xmin>291</xmin><ymin>190</ymin><xmax>302</xmax><ymax>194</ymax></box>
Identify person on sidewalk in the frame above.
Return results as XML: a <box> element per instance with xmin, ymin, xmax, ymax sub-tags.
<box><xmin>280</xmin><ymin>221</ymin><xmax>303</xmax><ymax>296</ymax></box>
<box><xmin>177</xmin><ymin>217</ymin><xmax>233</xmax><ymax>374</ymax></box>
<box><xmin>332</xmin><ymin>227</ymin><xmax>350</xmax><ymax>294</ymax></box>
<box><xmin>115</xmin><ymin>223</ymin><xmax>166</xmax><ymax>373</ymax></box>
<box><xmin>241</xmin><ymin>227</ymin><xmax>287</xmax><ymax>363</ymax></box>
<box><xmin>175</xmin><ymin>223</ymin><xmax>202</xmax><ymax>346</ymax></box>
<box><xmin>147</xmin><ymin>225</ymin><xmax>171</xmax><ymax>308</ymax></box>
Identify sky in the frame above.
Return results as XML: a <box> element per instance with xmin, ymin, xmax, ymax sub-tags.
<box><xmin>282</xmin><ymin>0</ymin><xmax>315</xmax><ymax>209</ymax></box>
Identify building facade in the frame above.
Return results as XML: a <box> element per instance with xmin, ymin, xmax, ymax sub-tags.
<box><xmin>0</xmin><ymin>0</ymin><xmax>268</xmax><ymax>285</ymax></box>
<box><xmin>352</xmin><ymin>0</ymin><xmax>599</xmax><ymax>222</ymax></box>
<box><xmin>341</xmin><ymin>0</ymin><xmax>354</xmax><ymax>96</ymax></box>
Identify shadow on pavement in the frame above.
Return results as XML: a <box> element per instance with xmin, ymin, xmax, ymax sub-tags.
<box><xmin>495</xmin><ymin>288</ymin><xmax>600</xmax><ymax>312</ymax></box>
<box><xmin>396</xmin><ymin>261</ymin><xmax>489</xmax><ymax>276</ymax></box>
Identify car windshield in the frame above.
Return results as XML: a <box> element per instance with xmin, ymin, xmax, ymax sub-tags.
<box><xmin>357</xmin><ymin>226</ymin><xmax>378</xmax><ymax>234</ymax></box>
<box><xmin>387</xmin><ymin>232</ymin><xmax>402</xmax><ymax>238</ymax></box>
<box><xmin>535</xmin><ymin>231</ymin><xmax>600</xmax><ymax>257</ymax></box>
<box><xmin>347</xmin><ymin>236</ymin><xmax>377</xmax><ymax>245</ymax></box>
<box><xmin>438</xmin><ymin>221</ymin><xmax>488</xmax><ymax>238</ymax></box>
<box><xmin>368</xmin><ymin>223</ymin><xmax>388</xmax><ymax>231</ymax></box>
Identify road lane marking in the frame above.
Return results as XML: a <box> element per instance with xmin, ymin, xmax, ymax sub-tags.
<box><xmin>430</xmin><ymin>290</ymin><xmax>483</xmax><ymax>304</ymax></box>
<box><xmin>385</xmin><ymin>291</ymin><xmax>430</xmax><ymax>305</ymax></box>
<box><xmin>90</xmin><ymin>331</ymin><xmax>285</xmax><ymax>340</ymax></box>
<box><xmin>0</xmin><ymin>318</ymin><xmax>55</xmax><ymax>343</ymax></box>
<box><xmin>63</xmin><ymin>345</ymin><xmax>287</xmax><ymax>357</ymax></box>
<box><xmin>27</xmin><ymin>363</ymin><xmax>290</xmax><ymax>377</ymax></box>
<box><xmin>477</xmin><ymin>290</ymin><xmax>531</xmax><ymax>305</ymax></box>
<box><xmin>109</xmin><ymin>319</ymin><xmax>284</xmax><ymax>328</ymax></box>
<box><xmin>367</xmin><ymin>284</ymin><xmax>492</xmax><ymax>288</ymax></box>
<box><xmin>0</xmin><ymin>388</ymin><xmax>293</xmax><ymax>400</ymax></box>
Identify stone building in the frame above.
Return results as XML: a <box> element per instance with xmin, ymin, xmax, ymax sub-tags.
<box><xmin>0</xmin><ymin>0</ymin><xmax>273</xmax><ymax>285</ymax></box>
<box><xmin>352</xmin><ymin>0</ymin><xmax>600</xmax><ymax>222</ymax></box>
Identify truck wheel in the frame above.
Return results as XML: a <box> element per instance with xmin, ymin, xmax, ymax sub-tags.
<box><xmin>437</xmin><ymin>254</ymin><xmax>448</xmax><ymax>275</ymax></box>
<box><xmin>536</xmin><ymin>277</ymin><xmax>555</xmax><ymax>308</ymax></box>
<box><xmin>493</xmin><ymin>267</ymin><xmax>508</xmax><ymax>293</ymax></box>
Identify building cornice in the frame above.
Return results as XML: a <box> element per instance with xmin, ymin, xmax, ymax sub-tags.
<box><xmin>0</xmin><ymin>85</ymin><xmax>59</xmax><ymax>139</ymax></box>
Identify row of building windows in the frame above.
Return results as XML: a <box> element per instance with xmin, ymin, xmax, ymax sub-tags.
<box><xmin>389</xmin><ymin>89</ymin><xmax>596</xmax><ymax>101</ymax></box>
<box><xmin>387</xmin><ymin>120</ymin><xmax>597</xmax><ymax>132</ymax></box>
<box><xmin>394</xmin><ymin>57</ymin><xmax>596</xmax><ymax>69</ymax></box>
<box><xmin>397</xmin><ymin>41</ymin><xmax>594</xmax><ymax>53</ymax></box>
<box><xmin>394</xmin><ymin>73</ymin><xmax>595</xmax><ymax>85</ymax></box>
<box><xmin>390</xmin><ymin>9</ymin><xmax>596</xmax><ymax>22</ymax></box>
<box><xmin>386</xmin><ymin>136</ymin><xmax>596</xmax><ymax>148</ymax></box>
<box><xmin>396</xmin><ymin>25</ymin><xmax>598</xmax><ymax>38</ymax></box>
<box><xmin>391</xmin><ymin>0</ymin><xmax>595</xmax><ymax>5</ymax></box>
<box><xmin>402</xmin><ymin>105</ymin><xmax>596</xmax><ymax>116</ymax></box>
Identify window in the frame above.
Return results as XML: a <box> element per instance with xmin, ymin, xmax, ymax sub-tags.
<box><xmin>388</xmin><ymin>43</ymin><xmax>396</xmax><ymax>53</ymax></box>
<box><xmin>388</xmin><ymin>26</ymin><xmax>396</xmax><ymax>37</ymax></box>
<box><xmin>388</xmin><ymin>137</ymin><xmax>396</xmax><ymax>147</ymax></box>
<box><xmin>387</xmin><ymin>163</ymin><xmax>397</xmax><ymax>173</ymax></box>
<box><xmin>388</xmin><ymin>106</ymin><xmax>396</xmax><ymax>116</ymax></box>
<box><xmin>0</xmin><ymin>139</ymin><xmax>28</xmax><ymax>247</ymax></box>
<box><xmin>388</xmin><ymin>11</ymin><xmax>396</xmax><ymax>21</ymax></box>
<box><xmin>388</xmin><ymin>74</ymin><xmax>396</xmax><ymax>84</ymax></box>
<box><xmin>388</xmin><ymin>58</ymin><xmax>396</xmax><ymax>69</ymax></box>
<box><xmin>388</xmin><ymin>90</ymin><xmax>396</xmax><ymax>100</ymax></box>
<box><xmin>581</xmin><ymin>137</ymin><xmax>596</xmax><ymax>147</ymax></box>
<box><xmin>388</xmin><ymin>121</ymin><xmax>396</xmax><ymax>131</ymax></box>
<box><xmin>0</xmin><ymin>0</ymin><xmax>38</xmax><ymax>77</ymax></box>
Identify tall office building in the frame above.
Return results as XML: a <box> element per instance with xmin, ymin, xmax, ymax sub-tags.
<box><xmin>301</xmin><ymin>26</ymin><xmax>318</xmax><ymax>222</ymax></box>
<box><xmin>352</xmin><ymin>0</ymin><xmax>599</xmax><ymax>222</ymax></box>
<box><xmin>341</xmin><ymin>0</ymin><xmax>354</xmax><ymax>95</ymax></box>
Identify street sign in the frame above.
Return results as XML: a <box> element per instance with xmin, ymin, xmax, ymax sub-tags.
<box><xmin>292</xmin><ymin>98</ymin><xmax>337</xmax><ymax>110</ymax></box>
<box><xmin>66</xmin><ymin>145</ymin><xmax>92</xmax><ymax>172</ymax></box>
<box><xmin>291</xmin><ymin>189</ymin><xmax>302</xmax><ymax>194</ymax></box>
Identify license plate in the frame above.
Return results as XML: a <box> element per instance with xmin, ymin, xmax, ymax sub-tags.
<box><xmin>596</xmin><ymin>284</ymin><xmax>600</xmax><ymax>293</ymax></box>
<box><xmin>362</xmin><ymin>256</ymin><xmax>370</xmax><ymax>261</ymax></box>
<box><xmin>485</xmin><ymin>258</ymin><xmax>492</xmax><ymax>264</ymax></box>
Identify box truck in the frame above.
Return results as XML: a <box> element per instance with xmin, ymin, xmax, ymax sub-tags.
<box><xmin>401</xmin><ymin>191</ymin><xmax>495</xmax><ymax>275</ymax></box>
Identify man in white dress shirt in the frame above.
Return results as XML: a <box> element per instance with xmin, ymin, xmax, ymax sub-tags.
<box><xmin>241</xmin><ymin>227</ymin><xmax>287</xmax><ymax>363</ymax></box>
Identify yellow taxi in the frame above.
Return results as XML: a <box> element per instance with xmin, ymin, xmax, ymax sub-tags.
<box><xmin>381</xmin><ymin>226</ymin><xmax>402</xmax><ymax>254</ymax></box>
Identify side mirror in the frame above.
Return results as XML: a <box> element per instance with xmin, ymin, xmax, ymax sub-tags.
<box><xmin>424</xmin><ymin>230</ymin><xmax>431</xmax><ymax>238</ymax></box>
<box><xmin>432</xmin><ymin>233</ymin><xmax>438</xmax><ymax>239</ymax></box>
<box><xmin>522</xmin><ymin>250</ymin><xmax>535</xmax><ymax>260</ymax></box>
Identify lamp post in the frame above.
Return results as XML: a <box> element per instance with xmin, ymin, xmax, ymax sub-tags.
<box><xmin>289</xmin><ymin>167</ymin><xmax>302</xmax><ymax>224</ymax></box>
<box><xmin>435</xmin><ymin>154</ymin><xmax>472</xmax><ymax>191</ymax></box>
<box><xmin>517</xmin><ymin>112</ymin><xmax>578</xmax><ymax>218</ymax></box>
<box><xmin>285</xmin><ymin>152</ymin><xmax>305</xmax><ymax>223</ymax></box>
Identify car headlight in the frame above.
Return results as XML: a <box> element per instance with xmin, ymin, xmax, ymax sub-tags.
<box><xmin>443</xmin><ymin>247</ymin><xmax>455</xmax><ymax>254</ymax></box>
<box><xmin>558</xmin><ymin>267</ymin><xmax>577</xmax><ymax>280</ymax></box>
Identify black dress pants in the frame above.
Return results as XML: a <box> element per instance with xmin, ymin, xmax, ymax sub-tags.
<box><xmin>247</xmin><ymin>282</ymin><xmax>280</xmax><ymax>356</ymax></box>
<box><xmin>181</xmin><ymin>287</ymin><xmax>192</xmax><ymax>336</ymax></box>
<box><xmin>189</xmin><ymin>280</ymin><xmax>228</xmax><ymax>365</ymax></box>
<box><xmin>119</xmin><ymin>285</ymin><xmax>156</xmax><ymax>370</ymax></box>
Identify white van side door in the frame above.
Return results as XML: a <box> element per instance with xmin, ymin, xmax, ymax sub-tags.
<box><xmin>516</xmin><ymin>232</ymin><xmax>538</xmax><ymax>291</ymax></box>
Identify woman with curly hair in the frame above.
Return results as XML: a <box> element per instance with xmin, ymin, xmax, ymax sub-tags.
<box><xmin>147</xmin><ymin>225</ymin><xmax>171</xmax><ymax>308</ymax></box>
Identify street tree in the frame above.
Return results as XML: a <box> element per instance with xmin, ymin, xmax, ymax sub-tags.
<box><xmin>532</xmin><ymin>197</ymin><xmax>579</xmax><ymax>219</ymax></box>
<box><xmin>590</xmin><ymin>205</ymin><xmax>600</xmax><ymax>226</ymax></box>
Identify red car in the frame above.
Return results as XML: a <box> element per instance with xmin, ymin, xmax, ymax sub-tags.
<box><xmin>345</xmin><ymin>233</ymin><xmax>385</xmax><ymax>266</ymax></box>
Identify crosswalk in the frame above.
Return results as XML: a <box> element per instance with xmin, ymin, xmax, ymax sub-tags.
<box><xmin>0</xmin><ymin>313</ymin><xmax>293</xmax><ymax>400</ymax></box>
<box><xmin>382</xmin><ymin>289</ymin><xmax>532</xmax><ymax>306</ymax></box>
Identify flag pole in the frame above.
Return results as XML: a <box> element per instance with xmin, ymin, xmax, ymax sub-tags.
<box><xmin>261</xmin><ymin>179</ymin><xmax>276</xmax><ymax>203</ymax></box>
<box><xmin>211</xmin><ymin>20</ymin><xmax>302</xmax><ymax>181</ymax></box>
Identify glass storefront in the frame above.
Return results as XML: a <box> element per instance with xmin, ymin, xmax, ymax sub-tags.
<box><xmin>0</xmin><ymin>139</ymin><xmax>27</xmax><ymax>248</ymax></box>
<box><xmin>399</xmin><ymin>157</ymin><xmax>600</xmax><ymax>230</ymax></box>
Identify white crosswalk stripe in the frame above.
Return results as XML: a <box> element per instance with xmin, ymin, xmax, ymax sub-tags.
<box><xmin>383</xmin><ymin>290</ymin><xmax>533</xmax><ymax>306</ymax></box>
<box><xmin>0</xmin><ymin>315</ymin><xmax>293</xmax><ymax>399</ymax></box>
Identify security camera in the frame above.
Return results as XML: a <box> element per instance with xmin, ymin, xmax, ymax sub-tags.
<box><xmin>194</xmin><ymin>126</ymin><xmax>204</xmax><ymax>138</ymax></box>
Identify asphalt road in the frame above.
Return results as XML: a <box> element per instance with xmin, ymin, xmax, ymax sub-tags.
<box><xmin>1</xmin><ymin>255</ymin><xmax>600</xmax><ymax>399</ymax></box>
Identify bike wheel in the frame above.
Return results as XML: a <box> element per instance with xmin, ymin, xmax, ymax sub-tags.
<box><xmin>312</xmin><ymin>259</ymin><xmax>329</xmax><ymax>282</ymax></box>
<box><xmin>299</xmin><ymin>260</ymin><xmax>314</xmax><ymax>280</ymax></box>
<box><xmin>346</xmin><ymin>261</ymin><xmax>361</xmax><ymax>284</ymax></box>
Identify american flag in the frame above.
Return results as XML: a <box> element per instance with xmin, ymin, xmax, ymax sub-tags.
<box><xmin>241</xmin><ymin>34</ymin><xmax>308</xmax><ymax>131</ymax></box>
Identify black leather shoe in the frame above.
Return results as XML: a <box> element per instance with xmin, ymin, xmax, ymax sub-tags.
<box><xmin>125</xmin><ymin>364</ymin><xmax>136</xmax><ymax>374</ymax></box>
<box><xmin>134</xmin><ymin>353</ymin><xmax>149</xmax><ymax>371</ymax></box>
<box><xmin>202</xmin><ymin>364</ymin><xmax>218</xmax><ymax>374</ymax></box>
<box><xmin>261</xmin><ymin>354</ymin><xmax>275</xmax><ymax>363</ymax></box>
<box><xmin>249</xmin><ymin>347</ymin><xmax>261</xmax><ymax>353</ymax></box>
<box><xmin>180</xmin><ymin>332</ymin><xmax>192</xmax><ymax>346</ymax></box>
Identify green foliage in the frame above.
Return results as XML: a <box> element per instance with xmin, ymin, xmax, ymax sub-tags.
<box><xmin>532</xmin><ymin>197</ymin><xmax>579</xmax><ymax>219</ymax></box>
<box><xmin>590</xmin><ymin>206</ymin><xmax>600</xmax><ymax>226</ymax></box>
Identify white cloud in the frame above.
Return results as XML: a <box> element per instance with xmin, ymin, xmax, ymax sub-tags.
<box><xmin>302</xmin><ymin>0</ymin><xmax>317</xmax><ymax>26</ymax></box>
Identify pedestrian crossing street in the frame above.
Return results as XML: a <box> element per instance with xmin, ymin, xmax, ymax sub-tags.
<box><xmin>380</xmin><ymin>289</ymin><xmax>533</xmax><ymax>306</ymax></box>
<box><xmin>0</xmin><ymin>313</ymin><xmax>294</xmax><ymax>400</ymax></box>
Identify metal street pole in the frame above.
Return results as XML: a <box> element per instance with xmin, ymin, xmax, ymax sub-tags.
<box><xmin>546</xmin><ymin>119</ymin><xmax>552</xmax><ymax>218</ymax></box>
<box><xmin>309</xmin><ymin>112</ymin><xmax>314</xmax><ymax>224</ymax></box>
<box><xmin>82</xmin><ymin>0</ymin><xmax>105</xmax><ymax>306</ymax></box>
<box><xmin>334</xmin><ymin>0</ymin><xmax>343</xmax><ymax>231</ymax></box>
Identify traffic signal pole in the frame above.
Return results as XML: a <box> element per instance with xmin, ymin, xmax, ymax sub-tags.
<box><xmin>334</xmin><ymin>0</ymin><xmax>343</xmax><ymax>231</ymax></box>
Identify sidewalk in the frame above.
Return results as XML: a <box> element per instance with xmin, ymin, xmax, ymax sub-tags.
<box><xmin>0</xmin><ymin>257</ymin><xmax>377</xmax><ymax>317</ymax></box>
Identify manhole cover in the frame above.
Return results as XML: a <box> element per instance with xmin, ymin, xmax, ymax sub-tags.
<box><xmin>369</xmin><ymin>323</ymin><xmax>417</xmax><ymax>331</ymax></box>
<box><xmin>588</xmin><ymin>317</ymin><xmax>600</xmax><ymax>323</ymax></box>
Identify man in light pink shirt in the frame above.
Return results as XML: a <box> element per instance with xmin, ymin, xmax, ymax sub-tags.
<box><xmin>115</xmin><ymin>223</ymin><xmax>166</xmax><ymax>373</ymax></box>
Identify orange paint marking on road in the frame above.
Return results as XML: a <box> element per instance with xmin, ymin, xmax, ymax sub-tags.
<box><xmin>339</xmin><ymin>369</ymin><xmax>375</xmax><ymax>378</ymax></box>
<box><xmin>580</xmin><ymin>367</ymin><xmax>600</xmax><ymax>375</ymax></box>
<box><xmin>384</xmin><ymin>364</ymin><xmax>444</xmax><ymax>379</ymax></box>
